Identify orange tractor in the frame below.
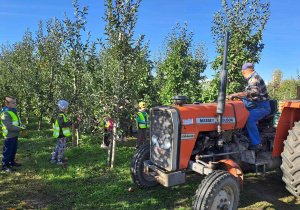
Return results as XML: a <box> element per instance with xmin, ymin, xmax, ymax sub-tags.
<box><xmin>130</xmin><ymin>33</ymin><xmax>300</xmax><ymax>209</ymax></box>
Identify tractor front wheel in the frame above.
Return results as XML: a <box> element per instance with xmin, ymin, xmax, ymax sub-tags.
<box><xmin>130</xmin><ymin>144</ymin><xmax>158</xmax><ymax>189</ymax></box>
<box><xmin>192</xmin><ymin>170</ymin><xmax>240</xmax><ymax>210</ymax></box>
<box><xmin>280</xmin><ymin>121</ymin><xmax>300</xmax><ymax>198</ymax></box>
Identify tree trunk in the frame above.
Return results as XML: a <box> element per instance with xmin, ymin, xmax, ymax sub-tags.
<box><xmin>19</xmin><ymin>107</ymin><xmax>22</xmax><ymax>119</ymax></box>
<box><xmin>110</xmin><ymin>122</ymin><xmax>117</xmax><ymax>168</ymax></box>
<box><xmin>72</xmin><ymin>124</ymin><xmax>76</xmax><ymax>147</ymax></box>
<box><xmin>26</xmin><ymin>111</ymin><xmax>30</xmax><ymax>124</ymax></box>
<box><xmin>107</xmin><ymin>139</ymin><xmax>112</xmax><ymax>167</ymax></box>
<box><xmin>37</xmin><ymin>114</ymin><xmax>42</xmax><ymax>131</ymax></box>
<box><xmin>49</xmin><ymin>65</ymin><xmax>54</xmax><ymax>100</ymax></box>
<box><xmin>76</xmin><ymin>123</ymin><xmax>80</xmax><ymax>146</ymax></box>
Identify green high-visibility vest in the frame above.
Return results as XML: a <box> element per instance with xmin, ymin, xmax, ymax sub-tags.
<box><xmin>99</xmin><ymin>118</ymin><xmax>105</xmax><ymax>129</ymax></box>
<box><xmin>1</xmin><ymin>111</ymin><xmax>22</xmax><ymax>137</ymax></box>
<box><xmin>53</xmin><ymin>113</ymin><xmax>71</xmax><ymax>138</ymax></box>
<box><xmin>105</xmin><ymin>120</ymin><xmax>110</xmax><ymax>128</ymax></box>
<box><xmin>137</xmin><ymin>112</ymin><xmax>149</xmax><ymax>128</ymax></box>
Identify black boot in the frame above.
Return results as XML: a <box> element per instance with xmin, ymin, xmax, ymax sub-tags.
<box><xmin>249</xmin><ymin>144</ymin><xmax>262</xmax><ymax>151</ymax></box>
<box><xmin>2</xmin><ymin>166</ymin><xmax>16</xmax><ymax>172</ymax></box>
<box><xmin>9</xmin><ymin>162</ymin><xmax>22</xmax><ymax>167</ymax></box>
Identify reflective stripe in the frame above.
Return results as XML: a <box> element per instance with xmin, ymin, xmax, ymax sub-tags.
<box><xmin>63</xmin><ymin>129</ymin><xmax>70</xmax><ymax>134</ymax></box>
<box><xmin>1</xmin><ymin>111</ymin><xmax>21</xmax><ymax>136</ymax></box>
<box><xmin>53</xmin><ymin>113</ymin><xmax>71</xmax><ymax>137</ymax></box>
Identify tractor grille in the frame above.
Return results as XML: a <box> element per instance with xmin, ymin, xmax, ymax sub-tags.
<box><xmin>150</xmin><ymin>106</ymin><xmax>180</xmax><ymax>171</ymax></box>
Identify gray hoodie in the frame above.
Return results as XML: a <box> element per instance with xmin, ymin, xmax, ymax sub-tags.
<box><xmin>1</xmin><ymin>112</ymin><xmax>23</xmax><ymax>138</ymax></box>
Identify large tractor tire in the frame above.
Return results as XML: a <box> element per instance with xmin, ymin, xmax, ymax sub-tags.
<box><xmin>130</xmin><ymin>144</ymin><xmax>158</xmax><ymax>189</ymax></box>
<box><xmin>280</xmin><ymin>121</ymin><xmax>300</xmax><ymax>198</ymax></box>
<box><xmin>192</xmin><ymin>170</ymin><xmax>240</xmax><ymax>210</ymax></box>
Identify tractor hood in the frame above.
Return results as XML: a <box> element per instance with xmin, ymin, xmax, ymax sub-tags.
<box><xmin>169</xmin><ymin>100</ymin><xmax>249</xmax><ymax>131</ymax></box>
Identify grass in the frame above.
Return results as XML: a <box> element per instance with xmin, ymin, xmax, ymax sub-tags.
<box><xmin>1</xmin><ymin>118</ymin><xmax>300</xmax><ymax>209</ymax></box>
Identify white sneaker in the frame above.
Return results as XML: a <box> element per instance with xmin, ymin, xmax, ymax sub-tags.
<box><xmin>57</xmin><ymin>161</ymin><xmax>63</xmax><ymax>165</ymax></box>
<box><xmin>123</xmin><ymin>137</ymin><xmax>127</xmax><ymax>142</ymax></box>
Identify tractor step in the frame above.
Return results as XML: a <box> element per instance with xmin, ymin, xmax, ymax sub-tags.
<box><xmin>254</xmin><ymin>158</ymin><xmax>269</xmax><ymax>176</ymax></box>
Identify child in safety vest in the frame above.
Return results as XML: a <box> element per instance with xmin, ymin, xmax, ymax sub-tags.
<box><xmin>50</xmin><ymin>100</ymin><xmax>72</xmax><ymax>165</ymax></box>
<box><xmin>101</xmin><ymin>118</ymin><xmax>113</xmax><ymax>150</ymax></box>
<box><xmin>135</xmin><ymin>102</ymin><xmax>149</xmax><ymax>149</ymax></box>
<box><xmin>1</xmin><ymin>96</ymin><xmax>26</xmax><ymax>172</ymax></box>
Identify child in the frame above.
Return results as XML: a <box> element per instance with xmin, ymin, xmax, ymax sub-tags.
<box><xmin>1</xmin><ymin>96</ymin><xmax>26</xmax><ymax>172</ymax></box>
<box><xmin>136</xmin><ymin>102</ymin><xmax>149</xmax><ymax>149</ymax></box>
<box><xmin>50</xmin><ymin>100</ymin><xmax>72</xmax><ymax>165</ymax></box>
<box><xmin>101</xmin><ymin>118</ymin><xmax>113</xmax><ymax>150</ymax></box>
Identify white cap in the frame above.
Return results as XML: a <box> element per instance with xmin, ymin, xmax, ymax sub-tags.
<box><xmin>58</xmin><ymin>100</ymin><xmax>69</xmax><ymax>110</ymax></box>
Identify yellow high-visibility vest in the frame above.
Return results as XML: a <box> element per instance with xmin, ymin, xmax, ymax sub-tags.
<box><xmin>1</xmin><ymin>111</ymin><xmax>22</xmax><ymax>137</ymax></box>
<box><xmin>53</xmin><ymin>113</ymin><xmax>71</xmax><ymax>138</ymax></box>
<box><xmin>137</xmin><ymin>112</ymin><xmax>149</xmax><ymax>128</ymax></box>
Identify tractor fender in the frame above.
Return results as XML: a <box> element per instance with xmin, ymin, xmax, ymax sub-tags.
<box><xmin>218</xmin><ymin>159</ymin><xmax>243</xmax><ymax>190</ymax></box>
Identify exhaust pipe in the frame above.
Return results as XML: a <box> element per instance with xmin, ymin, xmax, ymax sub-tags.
<box><xmin>216</xmin><ymin>32</ymin><xmax>230</xmax><ymax>145</ymax></box>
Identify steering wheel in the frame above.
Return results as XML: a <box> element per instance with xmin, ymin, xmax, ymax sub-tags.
<box><xmin>231</xmin><ymin>96</ymin><xmax>257</xmax><ymax>109</ymax></box>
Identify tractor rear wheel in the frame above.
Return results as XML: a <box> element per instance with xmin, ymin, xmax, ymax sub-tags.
<box><xmin>192</xmin><ymin>170</ymin><xmax>240</xmax><ymax>210</ymax></box>
<box><xmin>280</xmin><ymin>121</ymin><xmax>300</xmax><ymax>198</ymax></box>
<box><xmin>130</xmin><ymin>144</ymin><xmax>158</xmax><ymax>189</ymax></box>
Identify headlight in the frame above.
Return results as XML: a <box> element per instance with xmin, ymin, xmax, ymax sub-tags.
<box><xmin>163</xmin><ymin>135</ymin><xmax>171</xmax><ymax>149</ymax></box>
<box><xmin>164</xmin><ymin>139</ymin><xmax>171</xmax><ymax>149</ymax></box>
<box><xmin>151</xmin><ymin>135</ymin><xmax>157</xmax><ymax>145</ymax></box>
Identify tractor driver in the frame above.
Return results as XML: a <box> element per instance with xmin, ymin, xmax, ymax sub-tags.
<box><xmin>228</xmin><ymin>63</ymin><xmax>271</xmax><ymax>151</ymax></box>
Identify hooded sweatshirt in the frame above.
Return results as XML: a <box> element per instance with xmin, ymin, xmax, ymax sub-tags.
<box><xmin>57</xmin><ymin>111</ymin><xmax>72</xmax><ymax>138</ymax></box>
<box><xmin>0</xmin><ymin>106</ymin><xmax>23</xmax><ymax>138</ymax></box>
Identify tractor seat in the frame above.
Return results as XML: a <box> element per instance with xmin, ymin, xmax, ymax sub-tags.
<box><xmin>262</xmin><ymin>100</ymin><xmax>278</xmax><ymax>120</ymax></box>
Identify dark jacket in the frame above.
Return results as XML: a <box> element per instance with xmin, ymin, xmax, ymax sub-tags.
<box><xmin>57</xmin><ymin>111</ymin><xmax>72</xmax><ymax>138</ymax></box>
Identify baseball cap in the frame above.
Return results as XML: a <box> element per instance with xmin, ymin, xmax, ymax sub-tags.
<box><xmin>242</xmin><ymin>63</ymin><xmax>254</xmax><ymax>70</ymax></box>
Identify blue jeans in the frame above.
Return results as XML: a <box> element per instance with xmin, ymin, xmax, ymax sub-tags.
<box><xmin>243</xmin><ymin>99</ymin><xmax>271</xmax><ymax>145</ymax></box>
<box><xmin>2</xmin><ymin>136</ymin><xmax>18</xmax><ymax>167</ymax></box>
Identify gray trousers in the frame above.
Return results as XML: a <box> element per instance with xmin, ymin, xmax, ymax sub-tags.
<box><xmin>137</xmin><ymin>128</ymin><xmax>147</xmax><ymax>146</ymax></box>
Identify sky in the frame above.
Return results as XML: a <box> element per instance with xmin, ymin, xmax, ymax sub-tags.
<box><xmin>0</xmin><ymin>0</ymin><xmax>299</xmax><ymax>82</ymax></box>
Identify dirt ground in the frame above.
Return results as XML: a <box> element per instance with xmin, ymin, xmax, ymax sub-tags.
<box><xmin>238</xmin><ymin>169</ymin><xmax>300</xmax><ymax>209</ymax></box>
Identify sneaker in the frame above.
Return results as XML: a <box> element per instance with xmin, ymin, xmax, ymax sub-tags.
<box><xmin>2</xmin><ymin>166</ymin><xmax>16</xmax><ymax>172</ymax></box>
<box><xmin>249</xmin><ymin>144</ymin><xmax>262</xmax><ymax>151</ymax></box>
<box><xmin>57</xmin><ymin>161</ymin><xmax>63</xmax><ymax>165</ymax></box>
<box><xmin>9</xmin><ymin>162</ymin><xmax>22</xmax><ymax>167</ymax></box>
<box><xmin>50</xmin><ymin>159</ymin><xmax>56</xmax><ymax>164</ymax></box>
<box><xmin>123</xmin><ymin>137</ymin><xmax>127</xmax><ymax>142</ymax></box>
<box><xmin>101</xmin><ymin>144</ymin><xmax>109</xmax><ymax>150</ymax></box>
